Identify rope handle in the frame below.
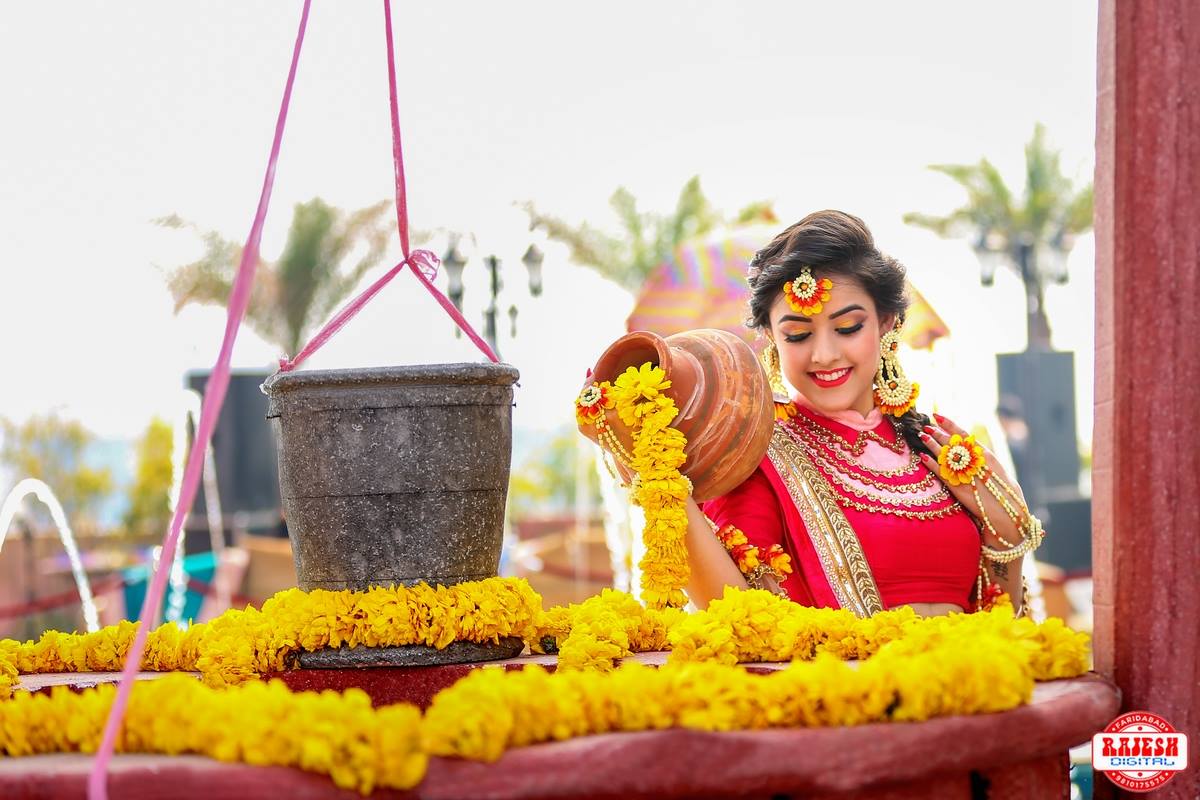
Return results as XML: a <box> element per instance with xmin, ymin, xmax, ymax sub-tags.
<box><xmin>277</xmin><ymin>0</ymin><xmax>498</xmax><ymax>372</ymax></box>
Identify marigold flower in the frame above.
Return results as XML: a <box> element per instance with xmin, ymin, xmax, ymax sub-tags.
<box><xmin>875</xmin><ymin>381</ymin><xmax>920</xmax><ymax>417</ymax></box>
<box><xmin>782</xmin><ymin>268</ymin><xmax>833</xmax><ymax>317</ymax></box>
<box><xmin>764</xmin><ymin>544</ymin><xmax>793</xmax><ymax>575</ymax></box>
<box><xmin>610</xmin><ymin>363</ymin><xmax>673</xmax><ymax>427</ymax></box>
<box><xmin>0</xmin><ymin>676</ymin><xmax>426</xmax><ymax>792</ymax></box>
<box><xmin>715</xmin><ymin>524</ymin><xmax>747</xmax><ymax>548</ymax></box>
<box><xmin>730</xmin><ymin>543</ymin><xmax>761</xmax><ymax>572</ymax></box>
<box><xmin>574</xmin><ymin>381</ymin><xmax>612</xmax><ymax>426</ymax></box>
<box><xmin>938</xmin><ymin>432</ymin><xmax>986</xmax><ymax>486</ymax></box>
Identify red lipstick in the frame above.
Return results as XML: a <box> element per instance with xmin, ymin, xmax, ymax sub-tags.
<box><xmin>808</xmin><ymin>367</ymin><xmax>852</xmax><ymax>388</ymax></box>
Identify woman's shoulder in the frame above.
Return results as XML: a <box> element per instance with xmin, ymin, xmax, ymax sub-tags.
<box><xmin>701</xmin><ymin>459</ymin><xmax>779</xmax><ymax>515</ymax></box>
<box><xmin>699</xmin><ymin>461</ymin><xmax>786</xmax><ymax>544</ymax></box>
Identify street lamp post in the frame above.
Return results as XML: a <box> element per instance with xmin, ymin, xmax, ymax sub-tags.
<box><xmin>443</xmin><ymin>240</ymin><xmax>467</xmax><ymax>315</ymax></box>
<box><xmin>440</xmin><ymin>239</ymin><xmax>544</xmax><ymax>359</ymax></box>
<box><xmin>972</xmin><ymin>228</ymin><xmax>1075</xmax><ymax>353</ymax></box>
<box><xmin>522</xmin><ymin>243</ymin><xmax>544</xmax><ymax>297</ymax></box>
<box><xmin>483</xmin><ymin>255</ymin><xmax>501</xmax><ymax>357</ymax></box>
<box><xmin>973</xmin><ymin>224</ymin><xmax>1084</xmax><ymax>546</ymax></box>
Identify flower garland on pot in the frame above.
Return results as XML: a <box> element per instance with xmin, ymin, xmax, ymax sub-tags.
<box><xmin>576</xmin><ymin>362</ymin><xmax>691</xmax><ymax>609</ymax></box>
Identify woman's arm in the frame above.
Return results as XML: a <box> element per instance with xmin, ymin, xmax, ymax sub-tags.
<box><xmin>683</xmin><ymin>496</ymin><xmax>748</xmax><ymax>609</ymax></box>
<box><xmin>920</xmin><ymin>414</ymin><xmax>1040</xmax><ymax>616</ymax></box>
<box><xmin>985</xmin><ymin>556</ymin><xmax>1025</xmax><ymax>615</ymax></box>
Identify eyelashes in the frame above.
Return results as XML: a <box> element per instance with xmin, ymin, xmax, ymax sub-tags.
<box><xmin>783</xmin><ymin>322</ymin><xmax>864</xmax><ymax>344</ymax></box>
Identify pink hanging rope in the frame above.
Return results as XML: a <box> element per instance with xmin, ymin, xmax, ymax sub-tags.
<box><xmin>278</xmin><ymin>0</ymin><xmax>497</xmax><ymax>372</ymax></box>
<box><xmin>90</xmin><ymin>2</ymin><xmax>498</xmax><ymax>789</ymax></box>
<box><xmin>86</xmin><ymin>2</ymin><xmax>313</xmax><ymax>797</ymax></box>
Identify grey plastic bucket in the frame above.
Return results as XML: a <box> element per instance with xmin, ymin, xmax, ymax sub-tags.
<box><xmin>262</xmin><ymin>363</ymin><xmax>520</xmax><ymax>592</ymax></box>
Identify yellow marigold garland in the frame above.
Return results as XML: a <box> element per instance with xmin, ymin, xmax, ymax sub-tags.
<box><xmin>529</xmin><ymin>586</ymin><xmax>1089</xmax><ymax>683</ymax></box>
<box><xmin>0</xmin><ymin>577</ymin><xmax>541</xmax><ymax>690</ymax></box>
<box><xmin>0</xmin><ymin>620</ymin><xmax>205</xmax><ymax>699</ymax></box>
<box><xmin>421</xmin><ymin>634</ymin><xmax>1036</xmax><ymax>763</ymax></box>
<box><xmin>0</xmin><ymin>675</ymin><xmax>426</xmax><ymax>793</ymax></box>
<box><xmin>420</xmin><ymin>592</ymin><xmax>1090</xmax><ymax>763</ymax></box>
<box><xmin>532</xmin><ymin>588</ymin><xmax>685</xmax><ymax>671</ymax></box>
<box><xmin>195</xmin><ymin>578</ymin><xmax>541</xmax><ymax>687</ymax></box>
<box><xmin>0</xmin><ymin>655</ymin><xmax>16</xmax><ymax>700</ymax></box>
<box><xmin>0</xmin><ymin>583</ymin><xmax>1094</xmax><ymax>780</ymax></box>
<box><xmin>0</xmin><ymin>583</ymin><xmax>1087</xmax><ymax>691</ymax></box>
<box><xmin>609</xmin><ymin>362</ymin><xmax>691</xmax><ymax>609</ymax></box>
<box><xmin>667</xmin><ymin>587</ymin><xmax>1091</xmax><ymax>681</ymax></box>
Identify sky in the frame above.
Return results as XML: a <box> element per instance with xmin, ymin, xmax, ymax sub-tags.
<box><xmin>0</xmin><ymin>2</ymin><xmax>1099</xmax><ymax>495</ymax></box>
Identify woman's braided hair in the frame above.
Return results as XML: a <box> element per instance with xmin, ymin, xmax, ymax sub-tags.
<box><xmin>747</xmin><ymin>210</ymin><xmax>931</xmax><ymax>457</ymax></box>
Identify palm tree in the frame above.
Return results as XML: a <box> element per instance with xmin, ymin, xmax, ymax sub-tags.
<box><xmin>160</xmin><ymin>198</ymin><xmax>396</xmax><ymax>356</ymax></box>
<box><xmin>903</xmin><ymin>124</ymin><xmax>1093</xmax><ymax>350</ymax></box>
<box><xmin>521</xmin><ymin>176</ymin><xmax>775</xmax><ymax>292</ymax></box>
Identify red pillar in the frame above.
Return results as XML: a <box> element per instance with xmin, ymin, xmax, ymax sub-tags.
<box><xmin>1094</xmin><ymin>1</ymin><xmax>1200</xmax><ymax>798</ymax></box>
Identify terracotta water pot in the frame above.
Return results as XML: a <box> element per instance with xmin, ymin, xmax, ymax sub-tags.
<box><xmin>580</xmin><ymin>329</ymin><xmax>774</xmax><ymax>501</ymax></box>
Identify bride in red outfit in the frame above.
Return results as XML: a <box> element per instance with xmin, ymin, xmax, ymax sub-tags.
<box><xmin>686</xmin><ymin>210</ymin><xmax>1043</xmax><ymax>617</ymax></box>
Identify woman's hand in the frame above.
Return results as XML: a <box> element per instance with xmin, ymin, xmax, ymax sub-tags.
<box><xmin>916</xmin><ymin>413</ymin><xmax>1027</xmax><ymax>549</ymax></box>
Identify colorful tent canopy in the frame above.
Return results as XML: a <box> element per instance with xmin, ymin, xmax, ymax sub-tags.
<box><xmin>626</xmin><ymin>228</ymin><xmax>949</xmax><ymax>350</ymax></box>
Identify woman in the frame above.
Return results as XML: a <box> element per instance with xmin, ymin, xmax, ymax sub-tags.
<box><xmin>684</xmin><ymin>210</ymin><xmax>1042</xmax><ymax>617</ymax></box>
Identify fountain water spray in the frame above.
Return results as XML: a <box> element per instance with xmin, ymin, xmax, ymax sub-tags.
<box><xmin>161</xmin><ymin>390</ymin><xmax>226</xmax><ymax>625</ymax></box>
<box><xmin>0</xmin><ymin>478</ymin><xmax>100</xmax><ymax>632</ymax></box>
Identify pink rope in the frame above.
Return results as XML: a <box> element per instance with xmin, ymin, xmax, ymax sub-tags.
<box><xmin>381</xmin><ymin>0</ymin><xmax>497</xmax><ymax>362</ymax></box>
<box><xmin>85</xmin><ymin>2</ymin><xmax>313</xmax><ymax>797</ymax></box>
<box><xmin>278</xmin><ymin>249</ymin><xmax>440</xmax><ymax>372</ymax></box>
<box><xmin>384</xmin><ymin>0</ymin><xmax>412</xmax><ymax>259</ymax></box>
<box><xmin>279</xmin><ymin>0</ymin><xmax>497</xmax><ymax>371</ymax></box>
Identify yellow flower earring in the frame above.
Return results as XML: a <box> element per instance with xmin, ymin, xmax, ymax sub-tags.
<box><xmin>873</xmin><ymin>319</ymin><xmax>919</xmax><ymax>417</ymax></box>
<box><xmin>760</xmin><ymin>341</ymin><xmax>797</xmax><ymax>420</ymax></box>
<box><xmin>759</xmin><ymin>340</ymin><xmax>789</xmax><ymax>396</ymax></box>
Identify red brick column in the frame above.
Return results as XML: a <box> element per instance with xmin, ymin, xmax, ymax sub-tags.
<box><xmin>1094</xmin><ymin>1</ymin><xmax>1200</xmax><ymax>798</ymax></box>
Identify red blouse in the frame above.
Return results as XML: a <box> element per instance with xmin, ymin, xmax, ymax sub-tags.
<box><xmin>702</xmin><ymin>405</ymin><xmax>980</xmax><ymax>610</ymax></box>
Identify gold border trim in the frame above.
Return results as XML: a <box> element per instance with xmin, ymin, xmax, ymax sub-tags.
<box><xmin>766</xmin><ymin>427</ymin><xmax>884</xmax><ymax>618</ymax></box>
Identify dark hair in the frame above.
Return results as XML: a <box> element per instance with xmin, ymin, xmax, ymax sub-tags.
<box><xmin>747</xmin><ymin>210</ymin><xmax>931</xmax><ymax>455</ymax></box>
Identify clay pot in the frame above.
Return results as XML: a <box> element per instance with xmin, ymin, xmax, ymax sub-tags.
<box><xmin>580</xmin><ymin>329</ymin><xmax>774</xmax><ymax>501</ymax></box>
